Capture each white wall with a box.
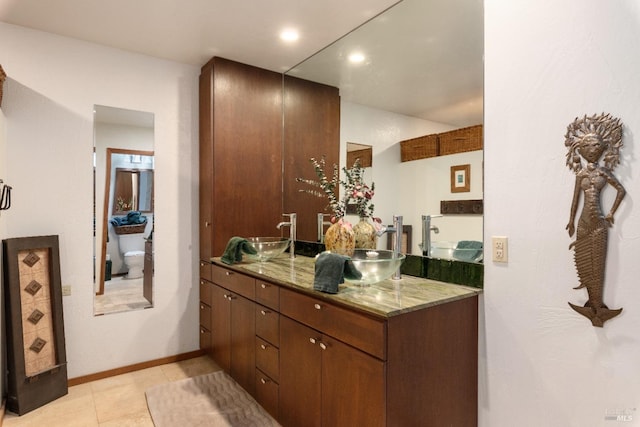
[483,1,640,425]
[0,22,200,379]
[341,101,483,254]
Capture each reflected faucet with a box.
[276,213,297,259]
[420,214,442,257]
[376,215,403,280]
[317,213,332,243]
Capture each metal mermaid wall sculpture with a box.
[565,113,625,327]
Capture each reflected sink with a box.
[245,237,290,262]
[345,249,406,286]
[430,241,483,263]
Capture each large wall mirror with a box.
[284,0,483,260]
[93,105,155,315]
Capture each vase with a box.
[353,217,377,250]
[324,221,355,256]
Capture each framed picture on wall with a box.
[451,164,471,193]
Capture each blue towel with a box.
[110,211,148,226]
[313,252,362,294]
[221,237,258,265]
[453,240,483,262]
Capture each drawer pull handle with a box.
[200,329,204,334]
[200,304,204,309]
[314,303,321,310]
[319,342,327,350]
[200,262,205,267]
[260,310,269,316]
[205,221,210,227]
[260,344,268,350]
[261,283,268,289]
[260,378,268,384]
[200,280,204,285]
[225,271,233,276]
[309,338,316,344]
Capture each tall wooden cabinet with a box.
[283,75,340,241]
[199,57,284,260]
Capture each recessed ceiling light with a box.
[280,29,299,42]
[348,52,366,63]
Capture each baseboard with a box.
[67,349,206,387]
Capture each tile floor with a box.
[3,356,221,427]
[94,276,152,316]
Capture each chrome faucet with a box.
[376,215,403,280]
[420,214,442,257]
[317,213,332,243]
[276,213,297,259]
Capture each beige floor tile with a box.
[1,356,224,427]
[4,383,98,427]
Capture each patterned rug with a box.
[145,370,280,426]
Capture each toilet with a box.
[118,233,146,279]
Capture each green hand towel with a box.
[314,252,362,294]
[221,237,258,265]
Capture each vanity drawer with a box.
[255,369,279,420]
[255,337,279,382]
[199,280,212,305]
[199,260,212,282]
[280,288,386,360]
[199,326,211,351]
[256,280,279,311]
[212,265,255,299]
[256,305,279,346]
[199,301,211,327]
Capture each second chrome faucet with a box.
[276,213,297,259]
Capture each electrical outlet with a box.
[492,236,508,263]
[62,285,71,296]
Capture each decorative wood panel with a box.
[440,199,484,214]
[3,235,67,415]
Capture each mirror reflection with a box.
[285,0,483,260]
[93,105,155,315]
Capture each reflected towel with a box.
[221,236,258,265]
[453,240,483,262]
[110,211,148,226]
[313,252,362,294]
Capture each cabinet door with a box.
[279,316,322,427]
[230,293,256,396]
[321,336,385,427]
[210,283,231,371]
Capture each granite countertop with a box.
[211,255,481,318]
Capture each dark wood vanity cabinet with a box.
[202,263,478,426]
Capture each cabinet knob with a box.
[260,378,269,384]
[200,280,204,285]
[225,271,233,276]
[200,262,205,267]
[200,304,204,310]
[260,344,268,350]
[314,303,321,310]
[205,221,210,227]
[309,338,316,344]
[260,310,269,316]
[319,342,327,350]
[261,283,268,289]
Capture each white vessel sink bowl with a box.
[245,237,290,262]
[345,249,406,286]
[430,241,483,263]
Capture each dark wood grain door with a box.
[210,283,231,372]
[230,293,256,396]
[279,316,322,427]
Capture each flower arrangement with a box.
[297,156,378,224]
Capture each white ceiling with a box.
[0,0,483,126]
